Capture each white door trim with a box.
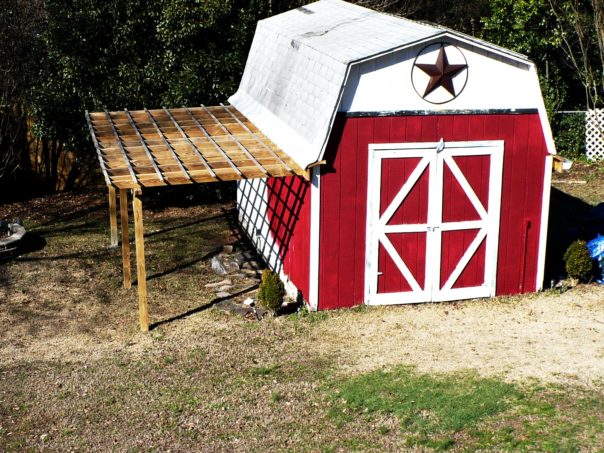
[365,140,504,305]
[308,166,321,311]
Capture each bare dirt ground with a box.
[1,274,603,386]
[319,286,604,386]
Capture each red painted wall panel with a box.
[378,157,429,294]
[318,113,548,310]
[266,176,312,301]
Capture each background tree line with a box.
[0,0,601,196]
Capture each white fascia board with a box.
[536,154,553,291]
[229,90,321,170]
[308,166,321,311]
[528,59,556,290]
[529,63,557,155]
[347,31,531,69]
[434,30,530,63]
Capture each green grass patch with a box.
[329,367,604,450]
[249,364,281,377]
[330,366,519,449]
[270,391,284,403]
[468,384,604,451]
[287,306,331,324]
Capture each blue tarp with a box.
[587,234,604,284]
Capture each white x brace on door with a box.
[365,140,504,305]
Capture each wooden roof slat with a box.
[124,109,164,184]
[162,107,218,180]
[200,104,268,176]
[85,110,112,186]
[219,103,293,173]
[104,110,139,186]
[144,108,192,183]
[183,106,242,178]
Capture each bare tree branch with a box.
[548,0,603,109]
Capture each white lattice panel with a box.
[586,109,604,162]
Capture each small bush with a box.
[257,269,285,312]
[563,240,593,282]
[552,112,586,160]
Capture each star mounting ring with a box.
[411,43,469,104]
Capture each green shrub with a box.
[563,240,593,282]
[552,112,586,160]
[257,269,285,312]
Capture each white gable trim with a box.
[349,31,530,68]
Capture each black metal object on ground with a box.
[0,219,26,257]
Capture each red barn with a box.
[230,0,556,310]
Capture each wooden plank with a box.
[133,189,149,332]
[183,107,242,177]
[124,109,164,183]
[104,110,139,186]
[163,108,218,180]
[220,104,292,173]
[108,186,118,247]
[120,189,132,289]
[200,104,268,176]
[144,108,192,182]
[85,111,112,186]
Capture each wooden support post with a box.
[108,186,118,247]
[119,189,131,289]
[132,189,149,332]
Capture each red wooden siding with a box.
[439,155,490,291]
[318,114,548,310]
[266,176,312,300]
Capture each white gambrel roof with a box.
[229,0,533,169]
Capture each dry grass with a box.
[317,286,604,386]
[0,161,603,451]
[551,161,604,206]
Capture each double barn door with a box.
[366,141,504,304]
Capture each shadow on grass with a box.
[145,213,227,238]
[143,248,222,282]
[34,198,105,230]
[15,246,110,262]
[545,188,599,283]
[149,284,259,330]
[34,220,104,236]
[143,183,236,212]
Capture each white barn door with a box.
[365,140,504,305]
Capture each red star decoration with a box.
[415,45,468,97]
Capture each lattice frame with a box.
[586,109,604,162]
[86,105,306,189]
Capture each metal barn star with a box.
[416,45,468,97]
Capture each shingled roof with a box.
[228,0,529,169]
